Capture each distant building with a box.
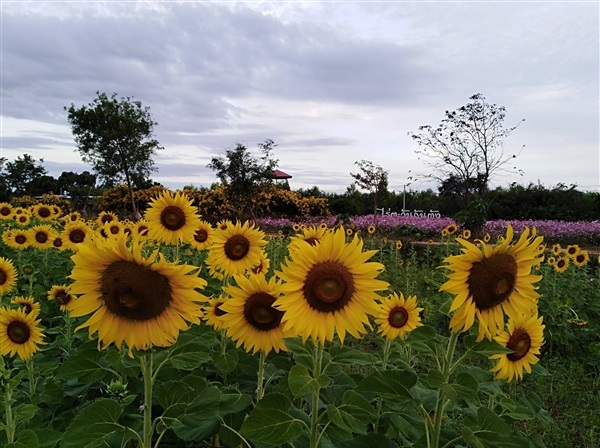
[267,169,292,189]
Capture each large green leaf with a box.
[240,393,304,446]
[327,345,374,366]
[212,349,239,374]
[462,407,530,448]
[60,399,126,448]
[288,364,330,399]
[56,349,108,383]
[356,370,417,402]
[326,390,377,435]
[169,341,212,370]
[171,385,222,441]
[7,429,39,448]
[156,380,195,420]
[332,434,400,447]
[405,326,445,355]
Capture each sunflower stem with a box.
[256,350,266,401]
[431,331,458,448]
[141,350,154,448]
[374,339,393,434]
[220,329,228,386]
[26,359,37,397]
[3,386,15,444]
[309,342,324,448]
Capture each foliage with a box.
[350,160,389,215]
[0,154,50,200]
[207,139,279,220]
[65,91,163,218]
[409,93,525,204]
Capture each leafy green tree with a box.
[0,154,49,198]
[207,139,278,220]
[65,92,163,218]
[58,171,98,213]
[350,160,389,215]
[409,93,524,205]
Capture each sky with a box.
[1,0,599,195]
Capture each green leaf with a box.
[14,404,39,427]
[427,369,445,388]
[326,391,376,436]
[60,398,126,448]
[405,326,444,355]
[170,342,211,370]
[56,349,108,383]
[331,434,400,447]
[469,338,513,356]
[212,349,238,374]
[219,393,253,415]
[7,429,39,448]
[356,370,417,401]
[36,428,62,448]
[462,407,530,448]
[240,393,303,446]
[156,381,194,420]
[288,364,330,399]
[328,345,374,365]
[171,385,222,441]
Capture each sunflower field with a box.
[0,194,598,448]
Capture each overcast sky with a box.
[1,0,598,194]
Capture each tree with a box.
[65,92,163,219]
[0,154,49,198]
[350,160,389,215]
[207,139,278,220]
[409,93,524,204]
[58,171,98,213]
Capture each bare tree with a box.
[408,93,524,203]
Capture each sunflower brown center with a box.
[576,254,585,263]
[244,292,283,331]
[53,238,63,248]
[15,235,27,245]
[101,214,114,224]
[160,206,186,231]
[69,229,86,243]
[194,229,208,243]
[506,329,531,361]
[388,306,409,328]
[304,237,319,246]
[19,216,27,223]
[35,232,48,243]
[55,291,72,306]
[7,321,30,344]
[214,302,226,317]
[101,260,172,321]
[224,235,250,261]
[468,253,518,310]
[19,303,33,314]
[303,261,355,313]
[0,269,7,285]
[0,206,11,216]
[38,207,51,218]
[109,225,120,234]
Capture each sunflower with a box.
[565,245,580,258]
[145,191,200,244]
[13,207,27,215]
[489,311,544,382]
[13,213,31,227]
[483,234,491,243]
[553,257,569,273]
[446,224,458,235]
[248,251,271,276]
[0,307,46,360]
[51,236,66,250]
[5,229,31,250]
[367,225,376,235]
[97,211,118,227]
[104,221,126,238]
[0,257,18,295]
[206,221,267,277]
[292,223,301,232]
[573,250,590,267]
[551,244,562,256]
[48,284,76,312]
[375,292,423,341]
[274,227,389,344]
[346,228,353,236]
[221,274,289,354]
[288,225,328,253]
[439,224,543,341]
[51,205,63,218]
[132,219,151,240]
[441,228,449,237]
[461,229,472,239]
[62,221,91,251]
[29,224,57,250]
[319,223,328,230]
[547,257,556,266]
[65,211,82,223]
[0,202,13,219]
[69,235,207,354]
[12,296,41,317]
[31,203,54,221]
[395,240,403,250]
[189,220,214,251]
[202,295,229,331]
